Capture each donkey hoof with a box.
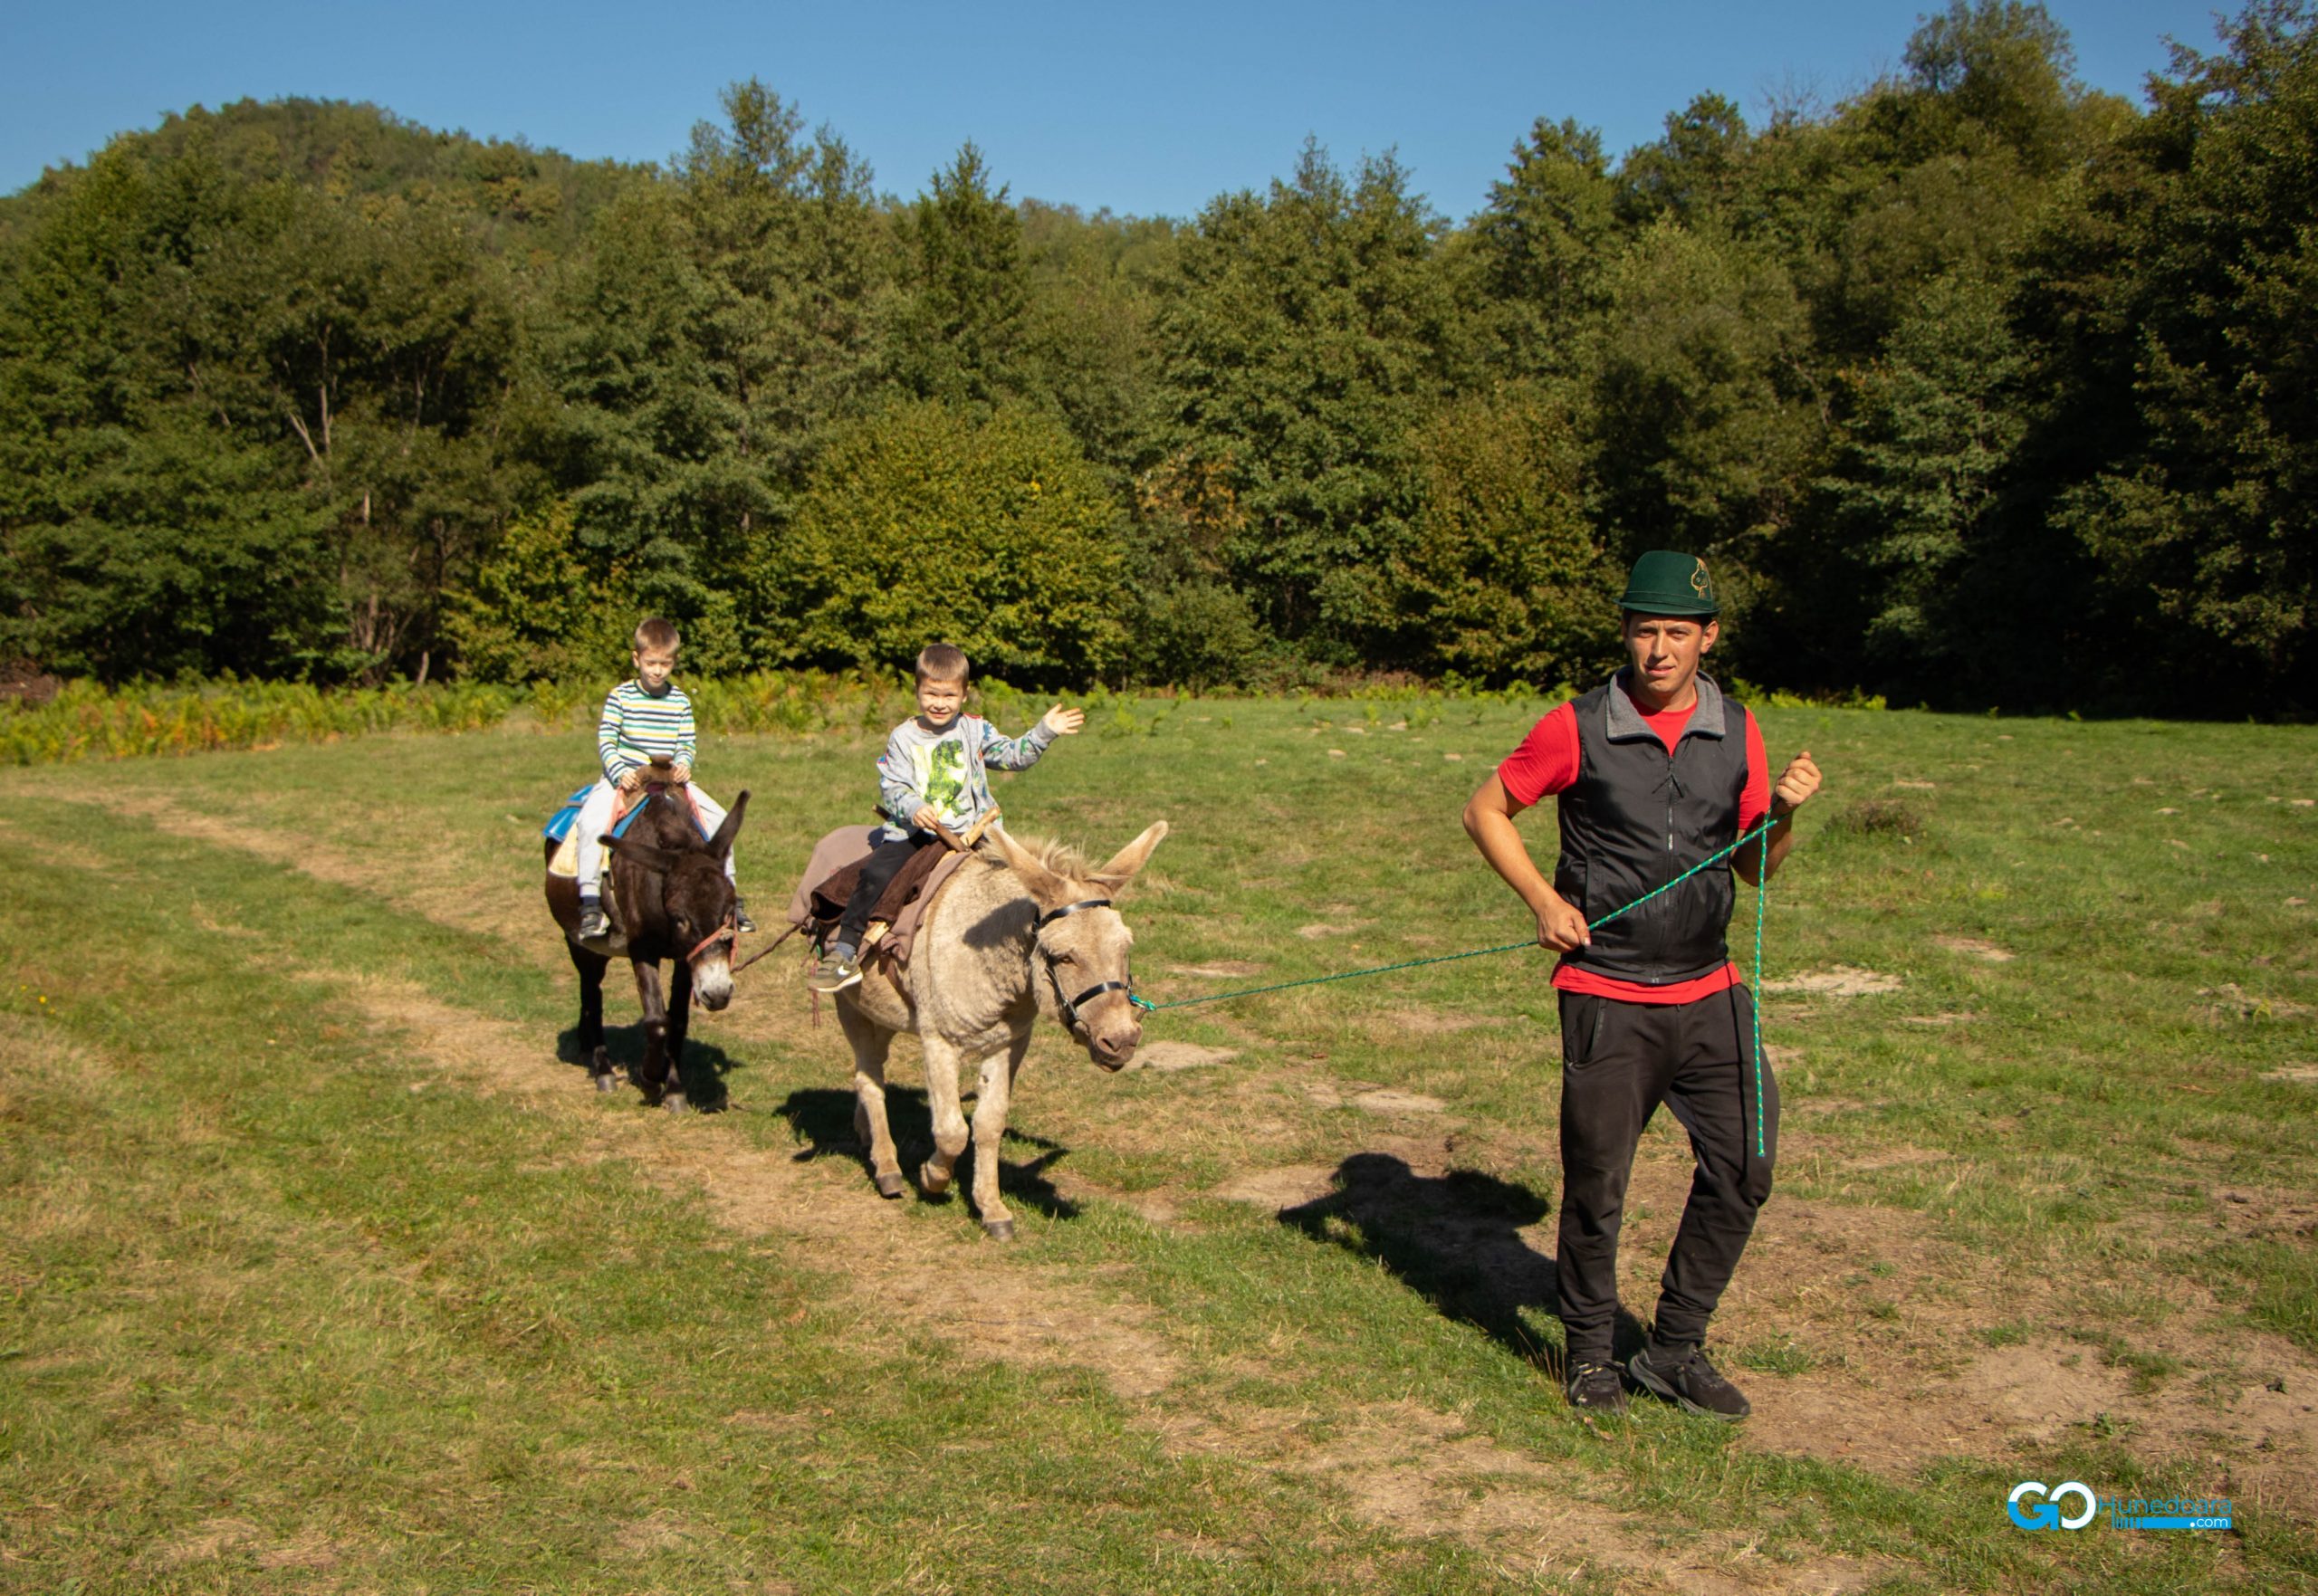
[593,1070,618,1094]
[919,1161,953,1197]
[873,1171,908,1200]
[662,1094,690,1114]
[982,1219,1016,1242]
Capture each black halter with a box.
[1033,898,1134,1028]
[1035,897,1113,930]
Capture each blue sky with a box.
[2,1,2233,220]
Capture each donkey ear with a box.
[706,790,749,863]
[986,826,1067,899]
[1091,820,1168,891]
[606,835,685,875]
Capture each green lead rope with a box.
[1130,816,1781,1020]
[1753,827,1771,1160]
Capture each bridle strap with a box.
[686,915,737,962]
[1036,897,1113,930]
[1057,979,1135,1030]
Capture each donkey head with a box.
[989,820,1168,1071]
[606,790,750,1010]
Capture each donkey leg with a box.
[918,1036,971,1199]
[630,960,668,1105]
[836,1001,905,1199]
[661,963,694,1113]
[969,1029,1032,1239]
[566,938,616,1092]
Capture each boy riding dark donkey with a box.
[805,644,1083,992]
[574,617,753,942]
[1463,551,1822,1419]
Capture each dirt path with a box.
[321,967,1894,1591]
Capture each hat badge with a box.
[1691,559,1712,599]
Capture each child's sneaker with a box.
[733,899,758,934]
[578,903,610,941]
[804,953,861,993]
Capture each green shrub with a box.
[1135,577,1272,691]
[1394,385,1620,687]
[760,401,1129,685]
[443,501,639,683]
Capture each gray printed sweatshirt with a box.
[874,714,1056,841]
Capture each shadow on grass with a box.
[1279,1152,1645,1373]
[774,1086,1082,1221]
[555,1023,744,1112]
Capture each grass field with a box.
[1,694,2313,1594]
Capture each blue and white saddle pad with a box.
[541,785,655,844]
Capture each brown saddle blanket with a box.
[786,826,971,970]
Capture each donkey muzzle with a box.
[1088,1026,1141,1072]
[692,954,734,1011]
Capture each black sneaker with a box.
[804,954,861,994]
[578,904,610,941]
[1565,1359,1627,1414]
[1628,1345,1750,1420]
[733,900,758,934]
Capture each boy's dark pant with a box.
[835,831,934,949]
[1554,985,1779,1366]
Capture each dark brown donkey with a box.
[543,788,749,1111]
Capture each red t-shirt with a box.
[1499,690,1770,1004]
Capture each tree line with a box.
[2,2,2311,713]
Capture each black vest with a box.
[1553,671,1750,984]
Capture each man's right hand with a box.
[1534,894,1591,953]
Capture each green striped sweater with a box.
[597,680,696,781]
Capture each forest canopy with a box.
[2,1,2312,713]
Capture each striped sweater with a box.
[597,680,697,782]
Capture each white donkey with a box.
[835,821,1166,1238]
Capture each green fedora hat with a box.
[1619,550,1719,616]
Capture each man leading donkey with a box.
[1463,551,1822,1418]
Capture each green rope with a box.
[1752,826,1771,1160]
[1131,816,1779,1015]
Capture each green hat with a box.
[1620,550,1719,616]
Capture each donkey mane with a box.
[993,832,1096,882]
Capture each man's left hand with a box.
[1772,749,1821,817]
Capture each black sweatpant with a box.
[835,831,934,951]
[1554,985,1778,1366]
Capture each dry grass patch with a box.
[1158,1400,1885,1595]
[1762,967,1902,997]
[1932,936,2015,962]
[1129,1042,1240,1073]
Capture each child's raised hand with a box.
[1042,704,1085,737]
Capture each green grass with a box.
[2,697,2313,1592]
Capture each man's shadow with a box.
[556,1024,743,1112]
[1279,1152,1646,1371]
[775,1086,1080,1219]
